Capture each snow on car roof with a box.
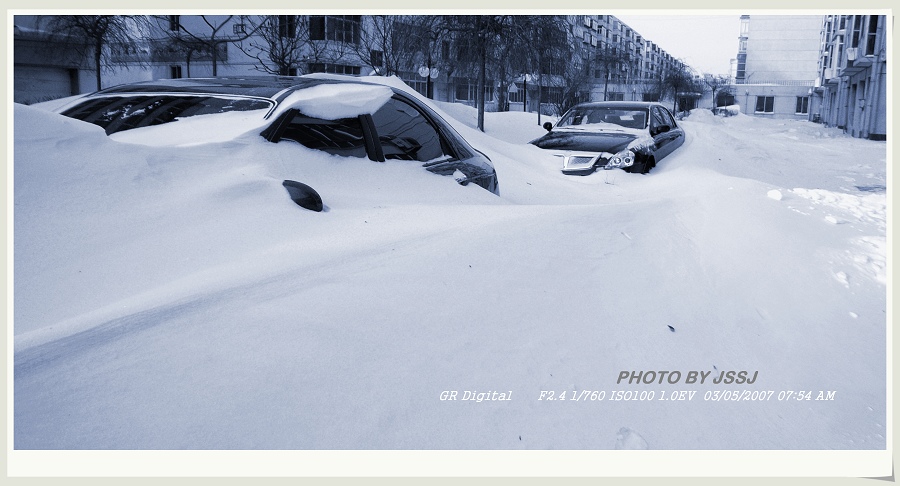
[94,76,326,99]
[82,75,398,123]
[275,82,394,120]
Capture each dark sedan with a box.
[53,75,499,206]
[530,101,685,175]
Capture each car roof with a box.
[90,76,374,103]
[569,101,664,110]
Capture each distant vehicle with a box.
[530,101,685,175]
[51,75,499,208]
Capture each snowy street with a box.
[13,89,887,454]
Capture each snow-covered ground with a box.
[11,78,888,466]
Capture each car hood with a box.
[530,130,636,154]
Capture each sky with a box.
[616,14,743,75]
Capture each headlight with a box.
[606,149,635,168]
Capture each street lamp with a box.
[418,65,439,99]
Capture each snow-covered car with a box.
[50,75,499,207]
[530,101,685,175]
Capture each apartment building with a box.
[733,15,823,120]
[813,14,887,140]
[12,20,96,104]
[572,15,684,101]
[13,14,688,115]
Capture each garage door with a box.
[14,65,75,105]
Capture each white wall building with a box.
[733,15,823,120]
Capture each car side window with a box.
[277,113,368,158]
[650,107,667,129]
[659,107,677,127]
[62,95,273,135]
[370,98,453,162]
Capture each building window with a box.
[454,79,472,101]
[454,78,494,103]
[509,83,526,103]
[795,96,809,114]
[836,36,845,65]
[755,96,775,114]
[168,15,180,31]
[865,16,879,56]
[370,50,384,68]
[278,16,297,38]
[540,86,564,106]
[332,16,361,44]
[309,15,360,44]
[309,16,325,39]
[233,23,246,35]
[540,58,564,77]
[607,92,625,101]
[170,65,182,79]
[397,71,428,97]
[850,15,863,48]
[307,63,361,75]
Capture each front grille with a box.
[567,156,595,168]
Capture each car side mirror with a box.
[651,125,670,136]
[282,180,324,212]
[543,122,553,132]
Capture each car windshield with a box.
[556,107,648,130]
[61,95,273,135]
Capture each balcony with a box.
[841,47,875,77]
[821,67,839,86]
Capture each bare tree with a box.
[236,15,310,75]
[40,15,147,90]
[303,15,360,73]
[547,58,594,116]
[655,63,695,113]
[153,36,213,78]
[490,15,564,114]
[155,15,261,76]
[351,16,411,76]
[240,15,368,78]
[403,16,447,99]
[593,42,635,102]
[516,16,574,122]
[703,74,732,109]
[441,15,511,131]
